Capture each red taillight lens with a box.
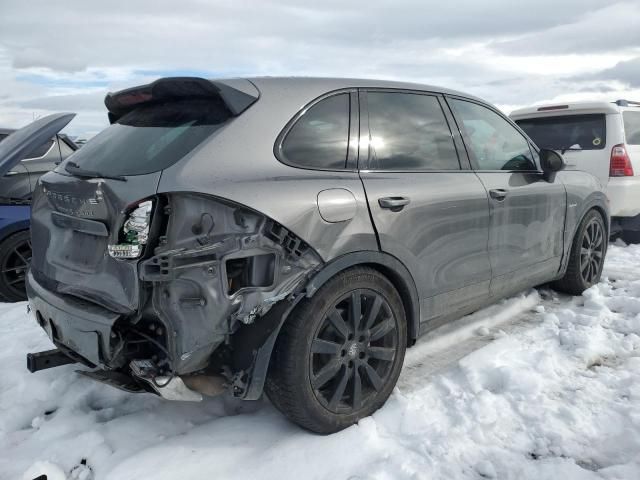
[610,144,634,177]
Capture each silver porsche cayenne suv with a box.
[26,77,608,433]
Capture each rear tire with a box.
[0,230,31,302]
[552,210,607,295]
[265,267,407,434]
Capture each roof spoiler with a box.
[104,77,259,124]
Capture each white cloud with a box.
[0,0,638,137]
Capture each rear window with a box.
[515,114,606,151]
[64,98,231,176]
[280,94,350,170]
[623,111,640,145]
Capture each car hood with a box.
[0,113,76,177]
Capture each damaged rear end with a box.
[26,77,323,401]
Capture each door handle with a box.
[378,196,410,211]
[489,189,508,201]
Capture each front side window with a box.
[516,114,606,151]
[450,99,536,171]
[280,94,350,170]
[366,92,459,170]
[623,111,640,145]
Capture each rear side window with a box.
[515,114,606,150]
[623,111,640,145]
[280,94,350,170]
[450,99,536,171]
[0,133,9,143]
[25,139,54,159]
[366,92,459,170]
[63,98,231,176]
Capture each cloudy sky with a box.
[1,0,639,139]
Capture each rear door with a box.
[448,97,566,295]
[358,90,492,326]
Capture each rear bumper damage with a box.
[27,192,323,401]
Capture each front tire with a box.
[553,210,607,295]
[0,230,31,302]
[266,267,407,434]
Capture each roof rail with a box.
[614,99,640,107]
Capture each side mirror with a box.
[539,149,566,181]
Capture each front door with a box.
[358,90,492,326]
[447,97,566,295]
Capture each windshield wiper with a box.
[64,161,127,181]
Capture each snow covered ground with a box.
[2,243,640,480]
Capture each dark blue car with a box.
[0,113,76,301]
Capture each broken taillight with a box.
[108,200,153,258]
[609,144,634,177]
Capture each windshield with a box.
[60,98,232,176]
[516,114,606,151]
[623,111,640,145]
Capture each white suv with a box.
[511,100,640,242]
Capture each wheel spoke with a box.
[593,227,603,247]
[352,368,363,410]
[362,363,383,391]
[370,318,394,342]
[328,367,349,410]
[311,338,342,355]
[584,259,592,282]
[583,227,591,247]
[312,358,343,388]
[363,296,382,332]
[328,308,351,339]
[350,291,362,333]
[2,265,26,274]
[368,346,395,362]
[591,258,599,281]
[12,247,28,266]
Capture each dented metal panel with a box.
[139,193,322,374]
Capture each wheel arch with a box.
[236,250,421,401]
[0,220,30,244]
[304,250,420,345]
[560,195,609,276]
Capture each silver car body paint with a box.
[25,77,609,400]
[316,189,358,223]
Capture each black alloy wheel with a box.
[310,289,398,413]
[266,267,407,434]
[579,217,605,285]
[0,230,32,302]
[553,210,607,295]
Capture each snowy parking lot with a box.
[1,242,639,480]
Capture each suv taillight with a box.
[610,144,634,177]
